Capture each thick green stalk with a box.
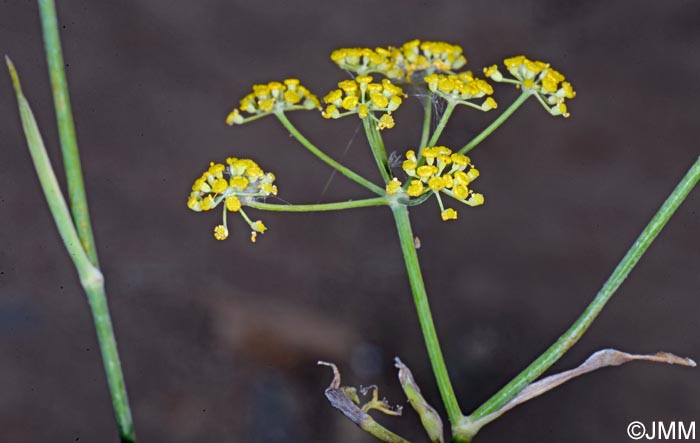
[458,91,530,155]
[7,59,135,442]
[426,101,456,148]
[466,157,700,422]
[391,204,463,425]
[275,112,385,195]
[38,0,99,266]
[362,118,392,183]
[246,196,388,212]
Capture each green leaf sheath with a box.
[38,0,99,266]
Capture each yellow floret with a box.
[386,178,402,195]
[377,113,395,130]
[428,176,446,191]
[213,225,229,240]
[441,208,458,221]
[466,193,484,206]
[417,165,438,179]
[251,220,267,233]
[212,178,228,194]
[225,196,241,212]
[407,180,425,197]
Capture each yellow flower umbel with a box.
[390,40,467,83]
[330,40,467,84]
[330,47,398,77]
[401,146,484,221]
[423,72,497,111]
[187,157,277,241]
[321,75,405,130]
[483,55,576,117]
[226,79,321,125]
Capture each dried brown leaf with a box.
[318,361,413,443]
[469,348,695,432]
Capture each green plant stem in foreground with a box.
[391,204,463,425]
[275,112,385,195]
[247,196,388,212]
[454,157,700,440]
[7,59,135,442]
[38,0,99,266]
[458,91,530,155]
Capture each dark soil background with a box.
[1,1,699,442]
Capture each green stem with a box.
[391,204,463,425]
[38,0,99,266]
[458,91,530,155]
[467,157,700,422]
[426,101,456,148]
[246,196,388,212]
[419,96,432,150]
[362,419,415,443]
[86,284,134,443]
[7,59,135,442]
[362,117,392,183]
[228,111,270,125]
[274,112,385,195]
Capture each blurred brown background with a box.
[1,1,699,442]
